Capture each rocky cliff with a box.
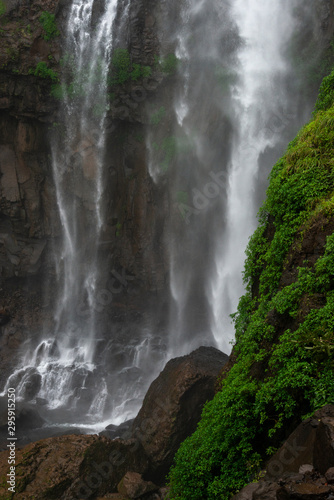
[0,0,175,384]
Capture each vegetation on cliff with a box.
[168,69,334,499]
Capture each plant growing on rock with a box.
[0,1,6,17]
[110,48,152,86]
[39,11,59,41]
[31,62,58,81]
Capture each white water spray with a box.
[210,0,296,350]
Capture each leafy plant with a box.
[31,62,58,81]
[39,11,59,41]
[0,1,6,16]
[314,66,334,112]
[150,106,166,125]
[110,48,152,85]
[155,53,179,74]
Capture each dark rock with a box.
[100,418,135,440]
[266,405,334,480]
[235,406,334,500]
[313,406,334,474]
[231,483,261,499]
[158,486,170,499]
[298,465,314,474]
[132,346,228,483]
[117,471,158,499]
[253,482,281,499]
[0,434,150,499]
[326,467,334,483]
[278,482,332,499]
[36,396,48,405]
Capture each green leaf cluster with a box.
[0,1,6,17]
[168,70,334,499]
[39,11,59,41]
[110,48,152,85]
[31,61,58,81]
[315,66,334,112]
[155,53,179,74]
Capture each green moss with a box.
[168,69,334,499]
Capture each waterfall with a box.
[210,0,297,349]
[0,0,327,434]
[148,0,321,357]
[1,0,122,427]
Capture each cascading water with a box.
[210,0,297,348]
[2,0,120,427]
[150,0,323,357]
[1,0,155,429]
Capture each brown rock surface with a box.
[117,471,158,498]
[132,346,228,482]
[233,405,334,500]
[266,405,334,479]
[0,434,150,499]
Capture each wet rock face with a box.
[132,346,229,483]
[0,346,228,498]
[232,405,334,500]
[0,0,168,294]
[117,471,158,498]
[0,0,169,386]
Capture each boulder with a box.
[232,405,334,500]
[132,346,228,482]
[100,419,135,440]
[0,346,228,497]
[325,467,334,483]
[266,405,334,479]
[117,471,158,498]
[0,434,150,499]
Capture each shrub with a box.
[31,62,58,81]
[155,53,179,74]
[111,48,131,84]
[39,11,59,41]
[150,106,166,125]
[110,48,152,86]
[315,67,334,112]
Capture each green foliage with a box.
[111,48,131,84]
[150,106,166,125]
[315,66,334,112]
[155,53,179,74]
[30,62,58,81]
[176,191,189,204]
[168,69,334,499]
[110,48,152,85]
[39,11,59,41]
[0,1,6,16]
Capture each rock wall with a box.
[0,0,174,387]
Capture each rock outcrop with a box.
[232,405,334,500]
[0,346,227,498]
[0,0,171,389]
[132,346,229,483]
